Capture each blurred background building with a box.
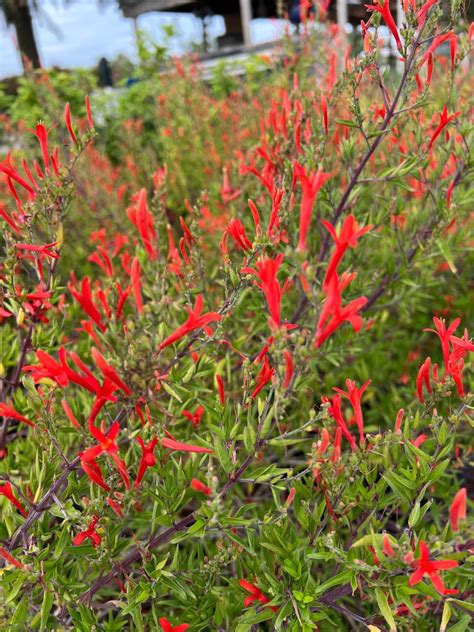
[1,0,464,79]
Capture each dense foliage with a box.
[0,4,473,631]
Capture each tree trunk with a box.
[11,0,41,70]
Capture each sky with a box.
[0,0,286,79]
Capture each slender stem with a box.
[7,456,80,551]
[79,442,264,603]
[316,33,423,270]
[0,258,59,450]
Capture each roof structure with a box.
[118,1,278,19]
[118,0,404,50]
[118,0,401,25]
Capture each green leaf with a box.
[447,599,474,613]
[428,459,450,483]
[334,118,359,128]
[447,615,471,632]
[440,601,452,632]
[161,380,183,402]
[375,588,397,631]
[351,533,397,549]
[274,600,293,629]
[408,502,421,528]
[40,591,54,631]
[11,594,29,627]
[382,472,411,500]
[5,573,27,605]
[239,607,274,624]
[436,239,457,274]
[314,571,352,596]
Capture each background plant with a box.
[0,3,473,630]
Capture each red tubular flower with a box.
[333,379,371,445]
[85,95,94,129]
[0,202,22,234]
[89,245,114,277]
[428,106,460,150]
[320,94,328,134]
[24,348,105,398]
[61,399,81,430]
[179,237,190,266]
[424,317,460,374]
[326,426,342,464]
[80,421,120,462]
[242,254,286,329]
[383,534,396,557]
[161,433,213,454]
[293,163,331,252]
[220,165,241,204]
[252,355,275,399]
[408,541,458,595]
[285,487,296,507]
[68,276,106,332]
[191,478,212,495]
[30,123,52,172]
[365,0,402,50]
[81,458,110,492]
[411,434,428,451]
[318,428,331,456]
[239,579,278,612]
[422,33,451,63]
[0,547,24,568]
[106,496,123,517]
[159,617,189,632]
[115,282,132,321]
[395,408,404,434]
[50,148,61,178]
[426,52,434,87]
[91,348,131,396]
[450,329,474,351]
[449,488,467,531]
[73,516,101,547]
[0,482,27,516]
[135,437,158,487]
[314,272,368,348]
[325,393,357,451]
[416,0,438,27]
[248,199,261,236]
[215,374,225,405]
[0,153,36,195]
[166,223,183,278]
[445,328,473,398]
[267,187,286,242]
[416,357,432,403]
[449,33,457,71]
[130,256,143,313]
[0,403,35,428]
[221,218,252,257]
[80,421,130,489]
[127,188,158,260]
[179,216,195,248]
[159,294,221,350]
[182,405,204,428]
[283,350,294,388]
[64,102,78,146]
[15,241,59,260]
[321,214,372,288]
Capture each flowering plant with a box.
[0,3,472,630]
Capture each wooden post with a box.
[10,0,42,70]
[336,0,348,31]
[239,0,253,47]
